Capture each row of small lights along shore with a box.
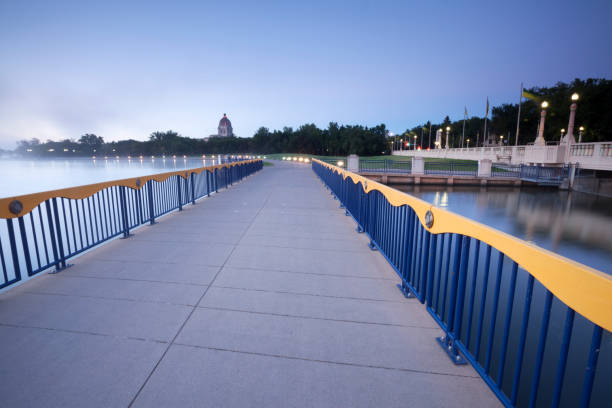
[281,156,345,167]
[88,154,266,160]
[281,156,311,163]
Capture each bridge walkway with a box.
[0,161,499,407]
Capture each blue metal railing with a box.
[312,160,610,408]
[519,165,569,184]
[359,159,412,173]
[424,161,478,176]
[0,160,262,290]
[492,164,522,178]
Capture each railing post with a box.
[147,180,156,225]
[5,219,22,281]
[190,173,196,204]
[177,175,183,211]
[17,216,33,276]
[214,169,219,193]
[119,186,131,238]
[51,198,67,270]
[206,171,211,196]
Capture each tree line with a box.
[401,78,611,149]
[12,78,611,157]
[14,124,389,157]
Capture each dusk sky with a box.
[1,0,611,149]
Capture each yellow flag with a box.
[522,90,540,102]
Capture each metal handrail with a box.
[312,158,610,408]
[0,160,263,290]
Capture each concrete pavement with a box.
[0,161,500,407]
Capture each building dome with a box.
[217,113,233,137]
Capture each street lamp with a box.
[563,93,579,144]
[500,135,504,145]
[413,134,417,150]
[445,126,451,149]
[560,128,566,141]
[535,101,548,146]
[466,138,471,148]
[400,138,403,152]
[579,126,585,143]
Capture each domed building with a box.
[217,113,233,137]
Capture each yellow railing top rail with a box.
[313,159,612,332]
[0,159,261,219]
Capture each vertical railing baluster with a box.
[511,274,534,405]
[484,252,505,373]
[551,308,576,408]
[6,219,22,281]
[497,261,519,386]
[528,290,553,408]
[579,325,603,408]
[17,216,33,276]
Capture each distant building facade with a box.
[208,113,233,139]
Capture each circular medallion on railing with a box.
[136,178,141,187]
[9,200,23,215]
[425,210,434,228]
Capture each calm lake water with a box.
[394,184,612,275]
[0,156,226,196]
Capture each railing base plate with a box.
[397,283,415,298]
[368,241,377,251]
[48,263,73,275]
[436,336,467,365]
[356,226,364,233]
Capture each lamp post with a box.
[534,101,548,146]
[500,135,504,145]
[466,138,470,148]
[560,128,566,142]
[413,134,417,150]
[563,93,579,144]
[445,126,451,149]
[578,126,584,143]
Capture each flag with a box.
[485,97,489,117]
[522,90,540,102]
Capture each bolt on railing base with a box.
[48,263,73,275]
[436,335,467,365]
[368,240,377,251]
[397,283,415,298]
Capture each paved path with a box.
[0,162,500,407]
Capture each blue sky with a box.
[1,0,611,148]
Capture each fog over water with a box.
[0,157,223,196]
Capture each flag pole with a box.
[483,97,489,147]
[462,107,466,148]
[428,122,432,148]
[515,83,523,146]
